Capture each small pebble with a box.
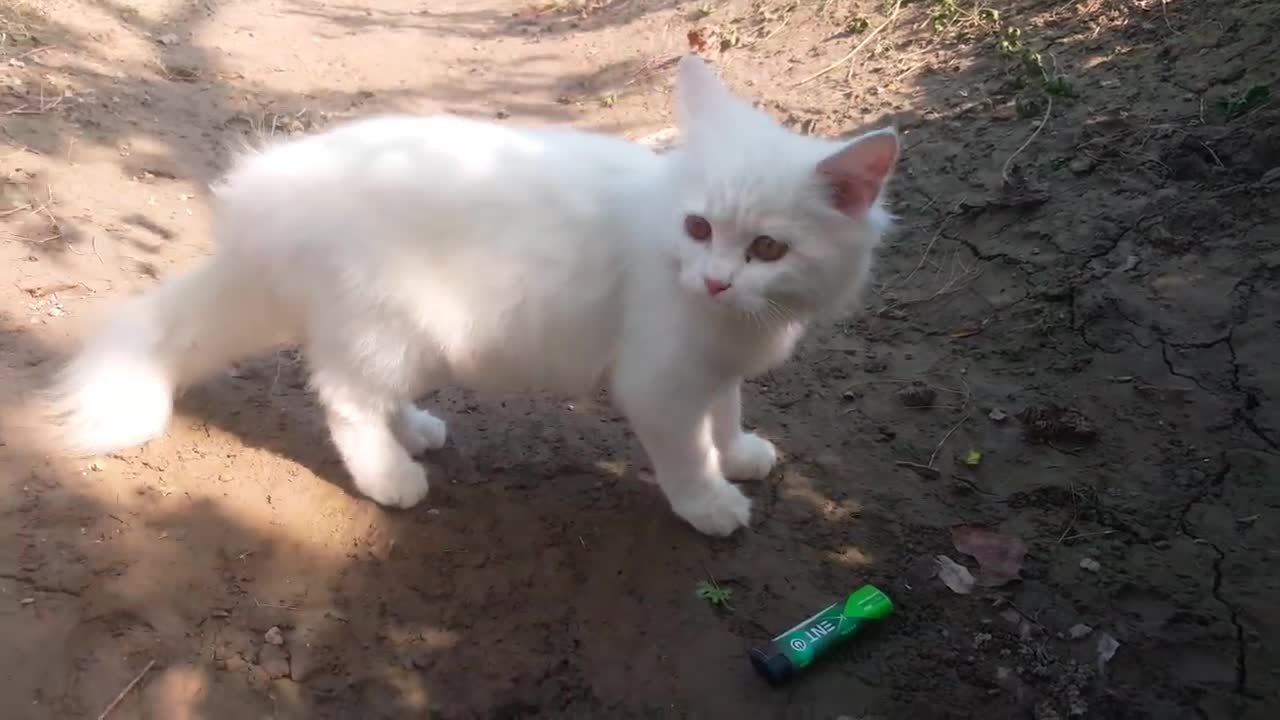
[1068,623,1093,640]
[264,626,285,645]
[1068,156,1095,174]
[1079,558,1101,573]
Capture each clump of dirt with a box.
[1018,403,1099,445]
[896,381,939,408]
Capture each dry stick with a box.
[1160,0,1182,34]
[927,413,971,469]
[793,0,901,87]
[96,659,155,720]
[1198,141,1224,168]
[891,202,964,289]
[1001,96,1052,183]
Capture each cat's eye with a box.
[748,235,788,262]
[684,214,712,242]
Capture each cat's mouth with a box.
[709,292,802,328]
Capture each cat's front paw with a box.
[355,461,430,509]
[720,432,778,480]
[671,479,752,537]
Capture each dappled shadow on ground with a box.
[2,0,1278,717]
[0,314,900,719]
[280,0,692,41]
[1,0,662,262]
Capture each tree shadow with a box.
[278,0,693,42]
[0,312,905,719]
[1,0,660,266]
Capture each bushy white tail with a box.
[47,256,284,455]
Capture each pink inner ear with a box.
[816,131,899,217]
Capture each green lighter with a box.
[749,584,894,684]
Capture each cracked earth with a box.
[1,0,1277,717]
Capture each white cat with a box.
[47,56,898,536]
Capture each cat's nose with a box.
[704,277,731,296]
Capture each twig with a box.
[755,13,792,45]
[1198,141,1224,168]
[895,460,941,479]
[794,0,901,87]
[1001,96,1052,183]
[4,45,54,64]
[1159,0,1181,34]
[1058,529,1116,543]
[894,216,950,289]
[3,92,64,116]
[96,659,155,720]
[1056,477,1081,543]
[927,413,971,468]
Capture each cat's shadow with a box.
[174,351,643,506]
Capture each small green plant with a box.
[1043,76,1077,98]
[695,578,734,609]
[1218,84,1271,118]
[996,26,1025,57]
[929,0,961,32]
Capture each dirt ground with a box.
[1,0,1277,717]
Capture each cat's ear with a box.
[816,127,900,218]
[675,54,736,130]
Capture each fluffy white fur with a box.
[47,56,898,536]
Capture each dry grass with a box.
[0,0,48,60]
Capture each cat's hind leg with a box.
[316,384,429,508]
[306,332,432,509]
[392,403,448,456]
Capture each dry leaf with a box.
[1096,632,1120,673]
[935,554,976,594]
[951,525,1027,587]
[687,28,709,53]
